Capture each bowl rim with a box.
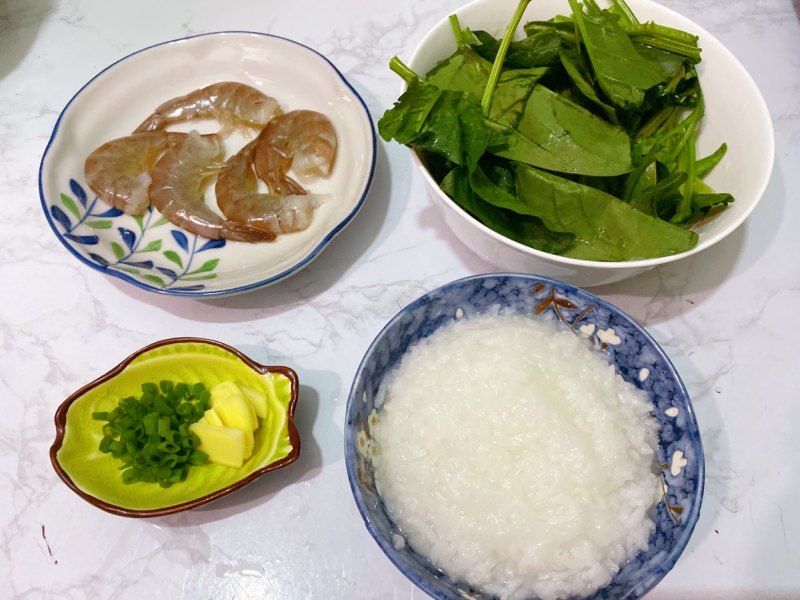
[345,272,705,599]
[405,0,775,270]
[50,337,302,518]
[38,30,377,297]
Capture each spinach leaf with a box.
[378,78,490,173]
[692,192,734,211]
[441,166,575,255]
[629,170,687,219]
[622,140,662,201]
[425,45,492,98]
[568,0,673,109]
[378,76,440,143]
[625,160,658,202]
[632,43,686,80]
[558,46,618,122]
[469,28,563,68]
[425,45,547,127]
[492,85,632,176]
[489,69,549,127]
[514,163,697,260]
[686,177,734,217]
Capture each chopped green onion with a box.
[98,436,113,453]
[141,382,158,395]
[169,468,187,483]
[142,413,159,436]
[158,441,180,454]
[121,468,139,484]
[157,416,171,438]
[93,380,210,488]
[188,450,209,466]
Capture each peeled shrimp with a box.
[134,81,282,134]
[148,130,274,242]
[253,109,337,196]
[215,138,324,236]
[84,131,187,215]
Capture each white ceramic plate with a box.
[40,31,376,296]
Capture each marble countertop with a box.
[2,0,798,598]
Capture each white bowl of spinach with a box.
[379,0,773,286]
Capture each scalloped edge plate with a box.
[39,31,376,297]
[50,338,301,517]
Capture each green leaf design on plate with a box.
[143,274,166,286]
[57,179,227,292]
[85,220,113,229]
[189,259,220,275]
[163,250,183,267]
[60,193,81,219]
[55,341,296,510]
[111,242,125,260]
[141,240,162,252]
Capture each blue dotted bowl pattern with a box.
[344,273,704,600]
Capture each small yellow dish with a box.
[50,338,300,517]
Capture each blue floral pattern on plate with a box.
[345,273,704,600]
[49,179,226,292]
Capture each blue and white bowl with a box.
[39,31,376,297]
[345,273,704,599]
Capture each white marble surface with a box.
[1,0,798,598]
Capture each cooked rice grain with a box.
[372,314,660,600]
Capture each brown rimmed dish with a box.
[50,337,301,517]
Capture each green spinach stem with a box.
[611,0,639,26]
[481,0,532,115]
[449,14,465,44]
[389,56,419,84]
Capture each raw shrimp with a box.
[134,81,282,134]
[253,109,337,196]
[84,131,187,215]
[215,138,324,236]
[148,130,274,242]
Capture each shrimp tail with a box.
[221,220,277,243]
